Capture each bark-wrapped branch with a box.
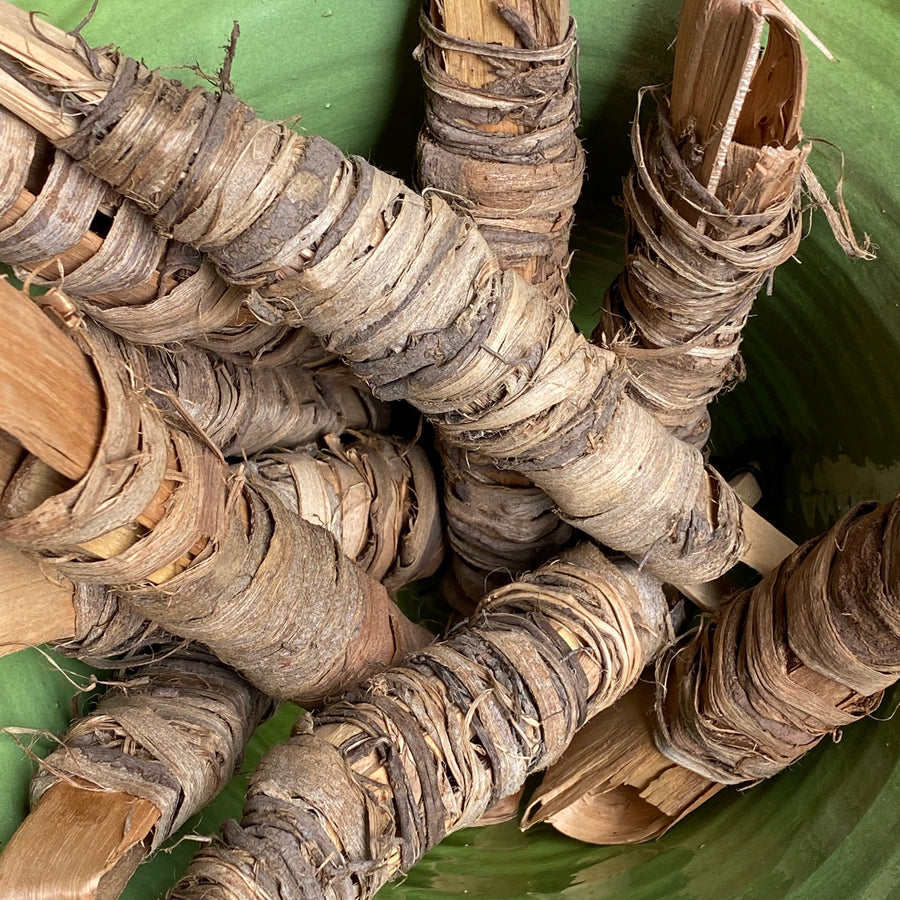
[438,439,573,604]
[0,106,330,368]
[416,4,584,313]
[414,2,580,609]
[656,496,898,783]
[525,496,899,843]
[142,343,389,459]
[593,1,830,447]
[0,319,429,703]
[0,647,274,898]
[253,432,444,594]
[168,542,672,900]
[32,648,274,849]
[0,9,754,584]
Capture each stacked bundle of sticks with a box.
[0,1,883,898]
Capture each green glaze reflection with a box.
[0,1,898,899]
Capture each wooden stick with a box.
[670,0,764,199]
[0,782,160,900]
[433,0,568,88]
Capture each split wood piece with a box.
[0,6,798,588]
[0,783,160,900]
[0,286,430,703]
[168,542,674,900]
[0,107,332,369]
[0,648,274,899]
[416,0,583,613]
[0,276,102,479]
[525,496,899,843]
[593,0,819,447]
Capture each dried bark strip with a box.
[0,6,750,584]
[169,543,673,900]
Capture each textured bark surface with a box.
[417,3,582,312]
[142,343,389,459]
[526,496,900,845]
[169,543,673,900]
[255,432,444,594]
[0,16,751,584]
[0,320,429,704]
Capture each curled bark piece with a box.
[415,1,580,611]
[0,648,274,899]
[0,107,332,368]
[594,1,811,447]
[169,542,672,900]
[0,318,429,704]
[0,11,753,585]
[254,432,443,594]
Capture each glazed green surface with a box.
[1,1,898,898]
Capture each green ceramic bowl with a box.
[1,2,898,898]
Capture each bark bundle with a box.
[31,647,274,850]
[168,542,672,900]
[414,5,582,607]
[0,29,750,584]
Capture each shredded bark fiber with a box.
[30,647,274,851]
[0,321,430,704]
[0,29,754,585]
[415,3,580,610]
[167,543,673,900]
[0,107,331,368]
